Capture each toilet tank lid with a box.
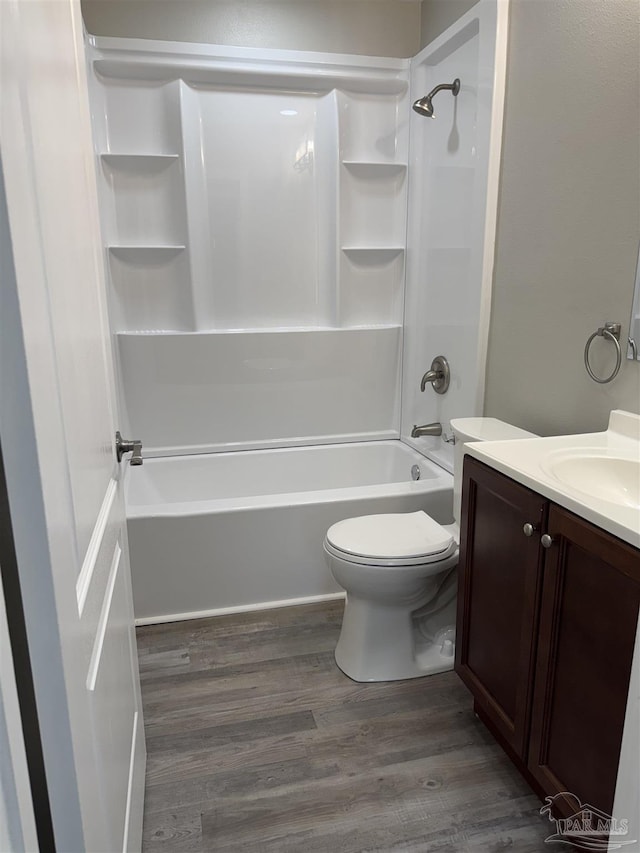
[326,511,454,560]
[450,417,537,443]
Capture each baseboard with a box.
[134,591,346,627]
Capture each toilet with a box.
[323,417,536,682]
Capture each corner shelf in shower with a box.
[341,161,407,176]
[100,153,180,168]
[108,245,186,262]
[341,247,404,262]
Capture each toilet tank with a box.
[450,418,537,525]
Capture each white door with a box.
[0,1,146,851]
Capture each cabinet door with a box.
[528,505,640,816]
[456,458,546,759]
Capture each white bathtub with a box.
[126,440,453,624]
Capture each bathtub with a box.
[126,440,454,624]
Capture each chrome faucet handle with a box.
[129,440,143,466]
[420,370,439,391]
[420,356,450,394]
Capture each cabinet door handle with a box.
[523,523,538,537]
[541,533,554,549]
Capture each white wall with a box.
[82,0,422,57]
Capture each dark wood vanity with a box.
[455,456,640,819]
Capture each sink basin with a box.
[545,451,640,509]
[465,411,640,548]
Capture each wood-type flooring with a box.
[137,600,551,852]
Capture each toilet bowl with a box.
[324,417,536,682]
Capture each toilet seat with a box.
[324,510,456,568]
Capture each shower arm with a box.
[427,82,458,98]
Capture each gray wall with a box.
[485,0,640,435]
[420,0,478,46]
[82,0,422,57]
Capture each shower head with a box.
[412,78,460,118]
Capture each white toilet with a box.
[323,417,536,682]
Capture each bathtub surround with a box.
[400,6,507,471]
[117,329,402,455]
[88,0,506,464]
[85,1,507,623]
[88,40,410,456]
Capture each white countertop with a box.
[464,410,640,549]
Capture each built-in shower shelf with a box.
[100,153,180,168]
[342,247,404,262]
[108,245,186,262]
[341,161,407,175]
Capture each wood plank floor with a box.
[137,601,551,852]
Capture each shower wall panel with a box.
[401,1,508,472]
[196,89,334,330]
[118,328,402,454]
[87,39,409,454]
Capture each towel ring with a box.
[584,322,622,384]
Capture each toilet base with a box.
[334,577,458,683]
[335,638,456,683]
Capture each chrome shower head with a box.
[412,78,460,119]
[412,96,434,118]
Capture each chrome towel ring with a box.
[584,322,622,384]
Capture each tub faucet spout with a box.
[411,422,442,438]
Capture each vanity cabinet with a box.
[456,456,640,816]
[455,460,546,758]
